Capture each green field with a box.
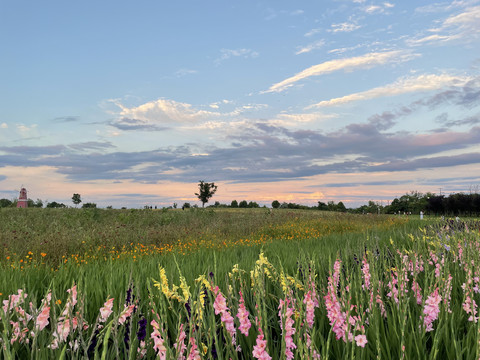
[1,208,478,359]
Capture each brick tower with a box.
[17,187,28,208]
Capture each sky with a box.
[1,0,480,208]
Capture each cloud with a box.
[1,123,7,129]
[215,48,259,65]
[68,141,115,152]
[363,2,395,14]
[265,50,417,93]
[408,5,480,45]
[308,73,473,108]
[1,120,480,184]
[109,118,170,131]
[174,68,197,77]
[111,98,222,126]
[328,22,361,33]
[53,116,79,123]
[304,28,322,37]
[295,40,325,55]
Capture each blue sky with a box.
[1,0,480,208]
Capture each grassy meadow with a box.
[1,207,478,359]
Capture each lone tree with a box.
[195,180,218,208]
[72,193,82,207]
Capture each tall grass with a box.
[1,207,461,359]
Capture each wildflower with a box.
[423,288,441,331]
[213,286,236,344]
[361,258,371,291]
[2,289,27,313]
[137,317,147,342]
[99,298,114,322]
[355,334,368,348]
[252,327,271,360]
[187,337,201,360]
[118,304,135,325]
[278,298,296,360]
[412,280,422,305]
[174,323,187,359]
[237,291,251,336]
[35,305,50,331]
[151,319,167,360]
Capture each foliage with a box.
[72,193,82,207]
[46,201,66,208]
[1,215,480,358]
[272,200,280,209]
[82,202,97,208]
[0,198,13,208]
[195,180,218,207]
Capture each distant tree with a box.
[72,193,82,207]
[248,201,259,208]
[195,181,218,208]
[336,201,347,212]
[239,200,248,208]
[182,202,191,209]
[173,203,177,209]
[0,198,13,208]
[28,198,43,208]
[82,202,97,208]
[46,201,66,208]
[272,200,280,209]
[317,201,328,211]
[106,205,113,209]
[231,200,238,208]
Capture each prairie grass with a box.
[2,207,466,359]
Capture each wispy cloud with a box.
[308,73,473,108]
[53,116,80,123]
[266,50,417,93]
[215,48,259,65]
[328,22,361,33]
[174,68,197,77]
[363,2,395,14]
[295,40,325,55]
[408,5,480,45]
[304,28,322,37]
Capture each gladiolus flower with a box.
[99,298,114,323]
[252,328,271,360]
[237,291,251,336]
[355,334,368,348]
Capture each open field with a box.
[1,208,479,359]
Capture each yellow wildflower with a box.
[179,276,190,302]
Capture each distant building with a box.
[17,187,28,208]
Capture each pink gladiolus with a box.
[2,289,27,314]
[151,320,167,360]
[412,280,422,305]
[423,288,441,332]
[304,290,318,328]
[187,337,201,360]
[99,298,114,323]
[278,299,296,360]
[355,334,368,348]
[213,286,236,344]
[362,258,371,291]
[213,286,227,315]
[237,291,251,336]
[36,305,50,331]
[252,328,271,360]
[118,304,135,325]
[174,323,187,359]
